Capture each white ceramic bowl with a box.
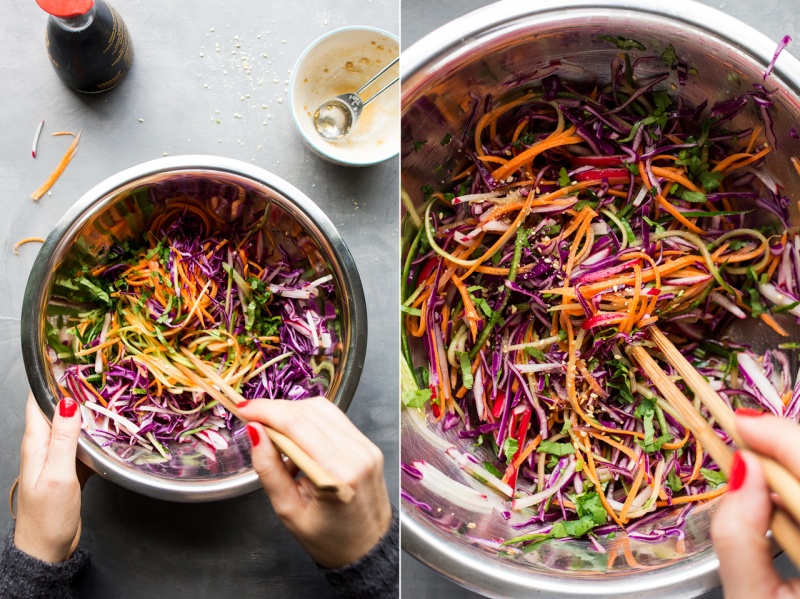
[290,26,399,167]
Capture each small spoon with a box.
[314,56,399,142]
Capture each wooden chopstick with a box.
[628,345,733,470]
[628,342,800,568]
[649,326,800,526]
[177,350,355,504]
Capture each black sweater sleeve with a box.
[318,506,399,598]
[0,529,90,599]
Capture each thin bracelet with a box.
[9,477,18,520]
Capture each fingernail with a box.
[245,423,260,447]
[236,400,249,408]
[730,451,747,491]
[59,398,78,418]
[735,407,765,418]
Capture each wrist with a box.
[13,528,67,564]
[312,499,393,568]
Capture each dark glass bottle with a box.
[39,0,133,93]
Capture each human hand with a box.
[14,392,86,564]
[237,397,392,569]
[711,411,800,598]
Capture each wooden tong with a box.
[177,348,355,503]
[628,325,800,567]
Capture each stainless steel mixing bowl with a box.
[21,155,367,502]
[400,1,800,596]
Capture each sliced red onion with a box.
[710,292,746,319]
[473,367,485,420]
[516,362,563,374]
[513,459,577,510]
[452,191,501,205]
[737,352,784,415]
[667,274,713,286]
[758,282,800,317]
[764,35,792,80]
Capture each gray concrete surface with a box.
[0,1,398,597]
[400,0,800,597]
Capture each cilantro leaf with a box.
[661,44,677,67]
[699,170,724,191]
[503,438,519,464]
[549,492,607,538]
[469,292,495,318]
[635,397,672,453]
[484,461,503,478]
[700,468,728,487]
[747,287,765,318]
[457,352,474,390]
[667,469,683,492]
[401,389,432,408]
[551,518,597,539]
[78,277,112,306]
[575,492,607,525]
[525,347,547,362]
[597,35,646,51]
[624,162,640,175]
[538,440,576,456]
[558,167,572,187]
[676,188,707,203]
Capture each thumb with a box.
[712,451,781,599]
[246,423,301,517]
[44,398,83,478]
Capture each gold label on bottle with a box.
[97,4,133,91]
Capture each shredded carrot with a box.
[512,434,542,470]
[31,129,82,200]
[492,126,583,182]
[759,312,789,337]
[655,485,728,506]
[649,166,699,192]
[12,237,45,254]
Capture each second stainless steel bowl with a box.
[401,1,800,597]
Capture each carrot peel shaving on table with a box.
[31,129,82,200]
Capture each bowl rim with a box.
[21,155,367,503]
[288,25,400,167]
[399,0,800,596]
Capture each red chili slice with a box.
[575,258,641,284]
[581,312,629,330]
[570,155,626,167]
[491,391,506,420]
[416,257,439,285]
[573,167,631,182]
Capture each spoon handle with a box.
[356,56,399,95]
[363,77,399,107]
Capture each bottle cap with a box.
[35,0,94,18]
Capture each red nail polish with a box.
[246,423,260,447]
[735,407,765,418]
[59,398,78,418]
[729,451,747,491]
[236,400,249,408]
